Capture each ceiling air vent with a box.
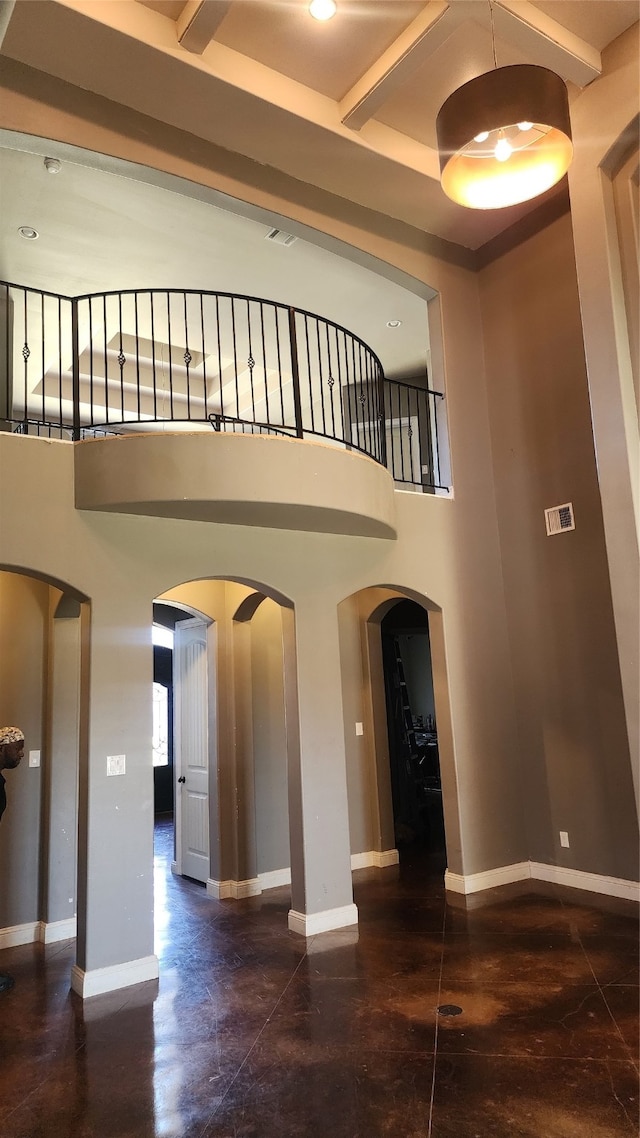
[265,227,297,247]
[544,502,575,536]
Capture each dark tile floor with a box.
[0,817,638,1137]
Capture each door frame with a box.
[171,613,214,881]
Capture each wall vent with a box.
[265,227,297,246]
[544,502,575,536]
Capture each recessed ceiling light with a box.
[309,0,336,20]
[386,319,402,328]
[18,226,39,240]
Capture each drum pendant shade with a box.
[436,64,573,209]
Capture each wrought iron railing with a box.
[0,282,446,491]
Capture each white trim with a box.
[229,878,262,899]
[444,861,530,895]
[206,878,233,899]
[351,849,400,870]
[445,860,640,902]
[37,917,77,943]
[288,903,358,937]
[70,954,159,999]
[529,862,640,903]
[0,921,39,949]
[259,867,292,890]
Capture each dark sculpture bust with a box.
[0,726,24,994]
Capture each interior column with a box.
[41,595,82,942]
[73,595,158,998]
[284,601,357,935]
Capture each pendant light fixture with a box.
[435,4,572,209]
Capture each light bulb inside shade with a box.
[309,0,336,19]
[494,136,513,162]
[517,121,533,132]
[473,131,489,143]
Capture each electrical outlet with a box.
[28,750,40,768]
[559,830,570,848]
[107,754,126,777]
[355,722,364,736]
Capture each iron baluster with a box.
[287,308,304,439]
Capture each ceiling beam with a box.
[340,1,466,131]
[177,0,231,55]
[493,0,601,87]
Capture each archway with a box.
[380,598,445,863]
[338,584,456,882]
[154,577,296,903]
[0,566,89,955]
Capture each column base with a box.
[206,877,262,899]
[70,954,159,998]
[288,903,358,937]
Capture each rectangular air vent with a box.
[544,502,575,536]
[265,227,297,246]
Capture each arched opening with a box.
[338,584,455,885]
[153,578,296,915]
[380,599,445,865]
[0,566,89,958]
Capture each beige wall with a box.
[0,571,49,928]
[251,598,289,875]
[567,25,640,807]
[479,213,638,877]
[0,29,637,986]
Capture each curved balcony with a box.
[0,282,446,494]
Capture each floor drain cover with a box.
[437,1004,463,1016]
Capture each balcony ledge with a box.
[74,432,397,539]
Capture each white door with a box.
[174,618,210,883]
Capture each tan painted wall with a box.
[0,35,636,978]
[251,599,289,875]
[0,572,49,928]
[479,213,639,878]
[568,25,640,807]
[42,593,81,927]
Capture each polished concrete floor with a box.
[0,817,638,1137]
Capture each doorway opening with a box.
[152,603,177,818]
[380,599,445,862]
[153,579,295,908]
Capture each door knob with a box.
[178,776,186,784]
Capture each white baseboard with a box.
[445,861,531,895]
[351,849,400,870]
[0,921,39,949]
[38,917,77,944]
[70,954,159,998]
[207,855,400,901]
[230,878,262,899]
[288,903,358,937]
[259,867,291,890]
[445,860,639,903]
[529,861,640,903]
[206,878,233,900]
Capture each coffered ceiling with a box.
[0,2,637,382]
[1,0,637,252]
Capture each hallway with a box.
[0,817,637,1137]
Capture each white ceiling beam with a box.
[493,0,601,87]
[177,0,231,55]
[340,1,466,131]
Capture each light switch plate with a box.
[28,750,40,768]
[559,830,570,848]
[107,754,126,777]
[355,722,364,736]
